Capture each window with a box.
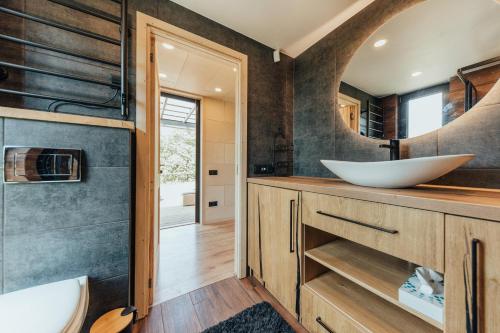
[159,95,197,125]
[408,92,443,138]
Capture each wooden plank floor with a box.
[134,277,308,333]
[154,221,235,304]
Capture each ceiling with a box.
[342,0,500,97]
[170,0,375,57]
[157,36,237,101]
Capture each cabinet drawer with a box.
[302,192,444,271]
[301,286,362,333]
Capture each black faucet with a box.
[379,139,400,160]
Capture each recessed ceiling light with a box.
[159,73,167,78]
[411,71,422,77]
[373,39,387,48]
[162,43,174,50]
[214,87,222,92]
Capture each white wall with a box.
[202,97,235,223]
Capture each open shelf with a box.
[305,239,443,329]
[305,271,442,333]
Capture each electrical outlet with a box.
[208,201,218,207]
[253,164,275,175]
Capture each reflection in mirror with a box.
[339,0,500,139]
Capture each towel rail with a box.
[0,61,120,88]
[0,6,120,45]
[47,0,121,24]
[0,88,120,110]
[0,0,129,119]
[0,34,120,67]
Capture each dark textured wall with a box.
[293,0,500,188]
[0,119,131,332]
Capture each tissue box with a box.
[398,273,444,324]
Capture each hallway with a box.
[154,221,235,305]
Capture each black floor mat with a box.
[202,301,295,333]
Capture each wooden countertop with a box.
[247,177,500,222]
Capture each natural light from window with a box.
[408,92,443,138]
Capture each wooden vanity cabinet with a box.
[247,183,262,281]
[445,215,500,333]
[247,184,300,316]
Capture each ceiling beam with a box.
[183,104,196,123]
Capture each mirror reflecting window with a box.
[408,92,442,138]
[338,0,500,139]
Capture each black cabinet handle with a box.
[316,317,335,333]
[316,210,398,234]
[257,194,263,278]
[471,238,479,333]
[290,199,295,253]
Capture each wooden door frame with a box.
[135,12,248,319]
[338,92,361,132]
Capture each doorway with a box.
[159,93,200,228]
[135,12,248,316]
[338,92,361,132]
[154,33,239,304]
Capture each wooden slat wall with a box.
[0,0,25,107]
[381,94,398,140]
[448,63,500,119]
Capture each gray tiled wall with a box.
[0,119,130,330]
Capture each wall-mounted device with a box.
[273,49,280,63]
[208,169,218,176]
[208,201,218,207]
[4,147,82,183]
[253,164,275,175]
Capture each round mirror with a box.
[339,0,500,139]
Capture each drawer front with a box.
[302,286,363,333]
[302,192,444,271]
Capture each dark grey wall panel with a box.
[3,220,128,292]
[4,119,130,167]
[0,117,130,331]
[438,104,500,169]
[3,167,129,235]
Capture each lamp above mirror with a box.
[338,0,500,140]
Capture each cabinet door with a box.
[247,183,263,282]
[445,215,500,333]
[259,185,300,315]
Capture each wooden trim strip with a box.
[0,106,135,131]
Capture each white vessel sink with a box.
[321,154,475,188]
